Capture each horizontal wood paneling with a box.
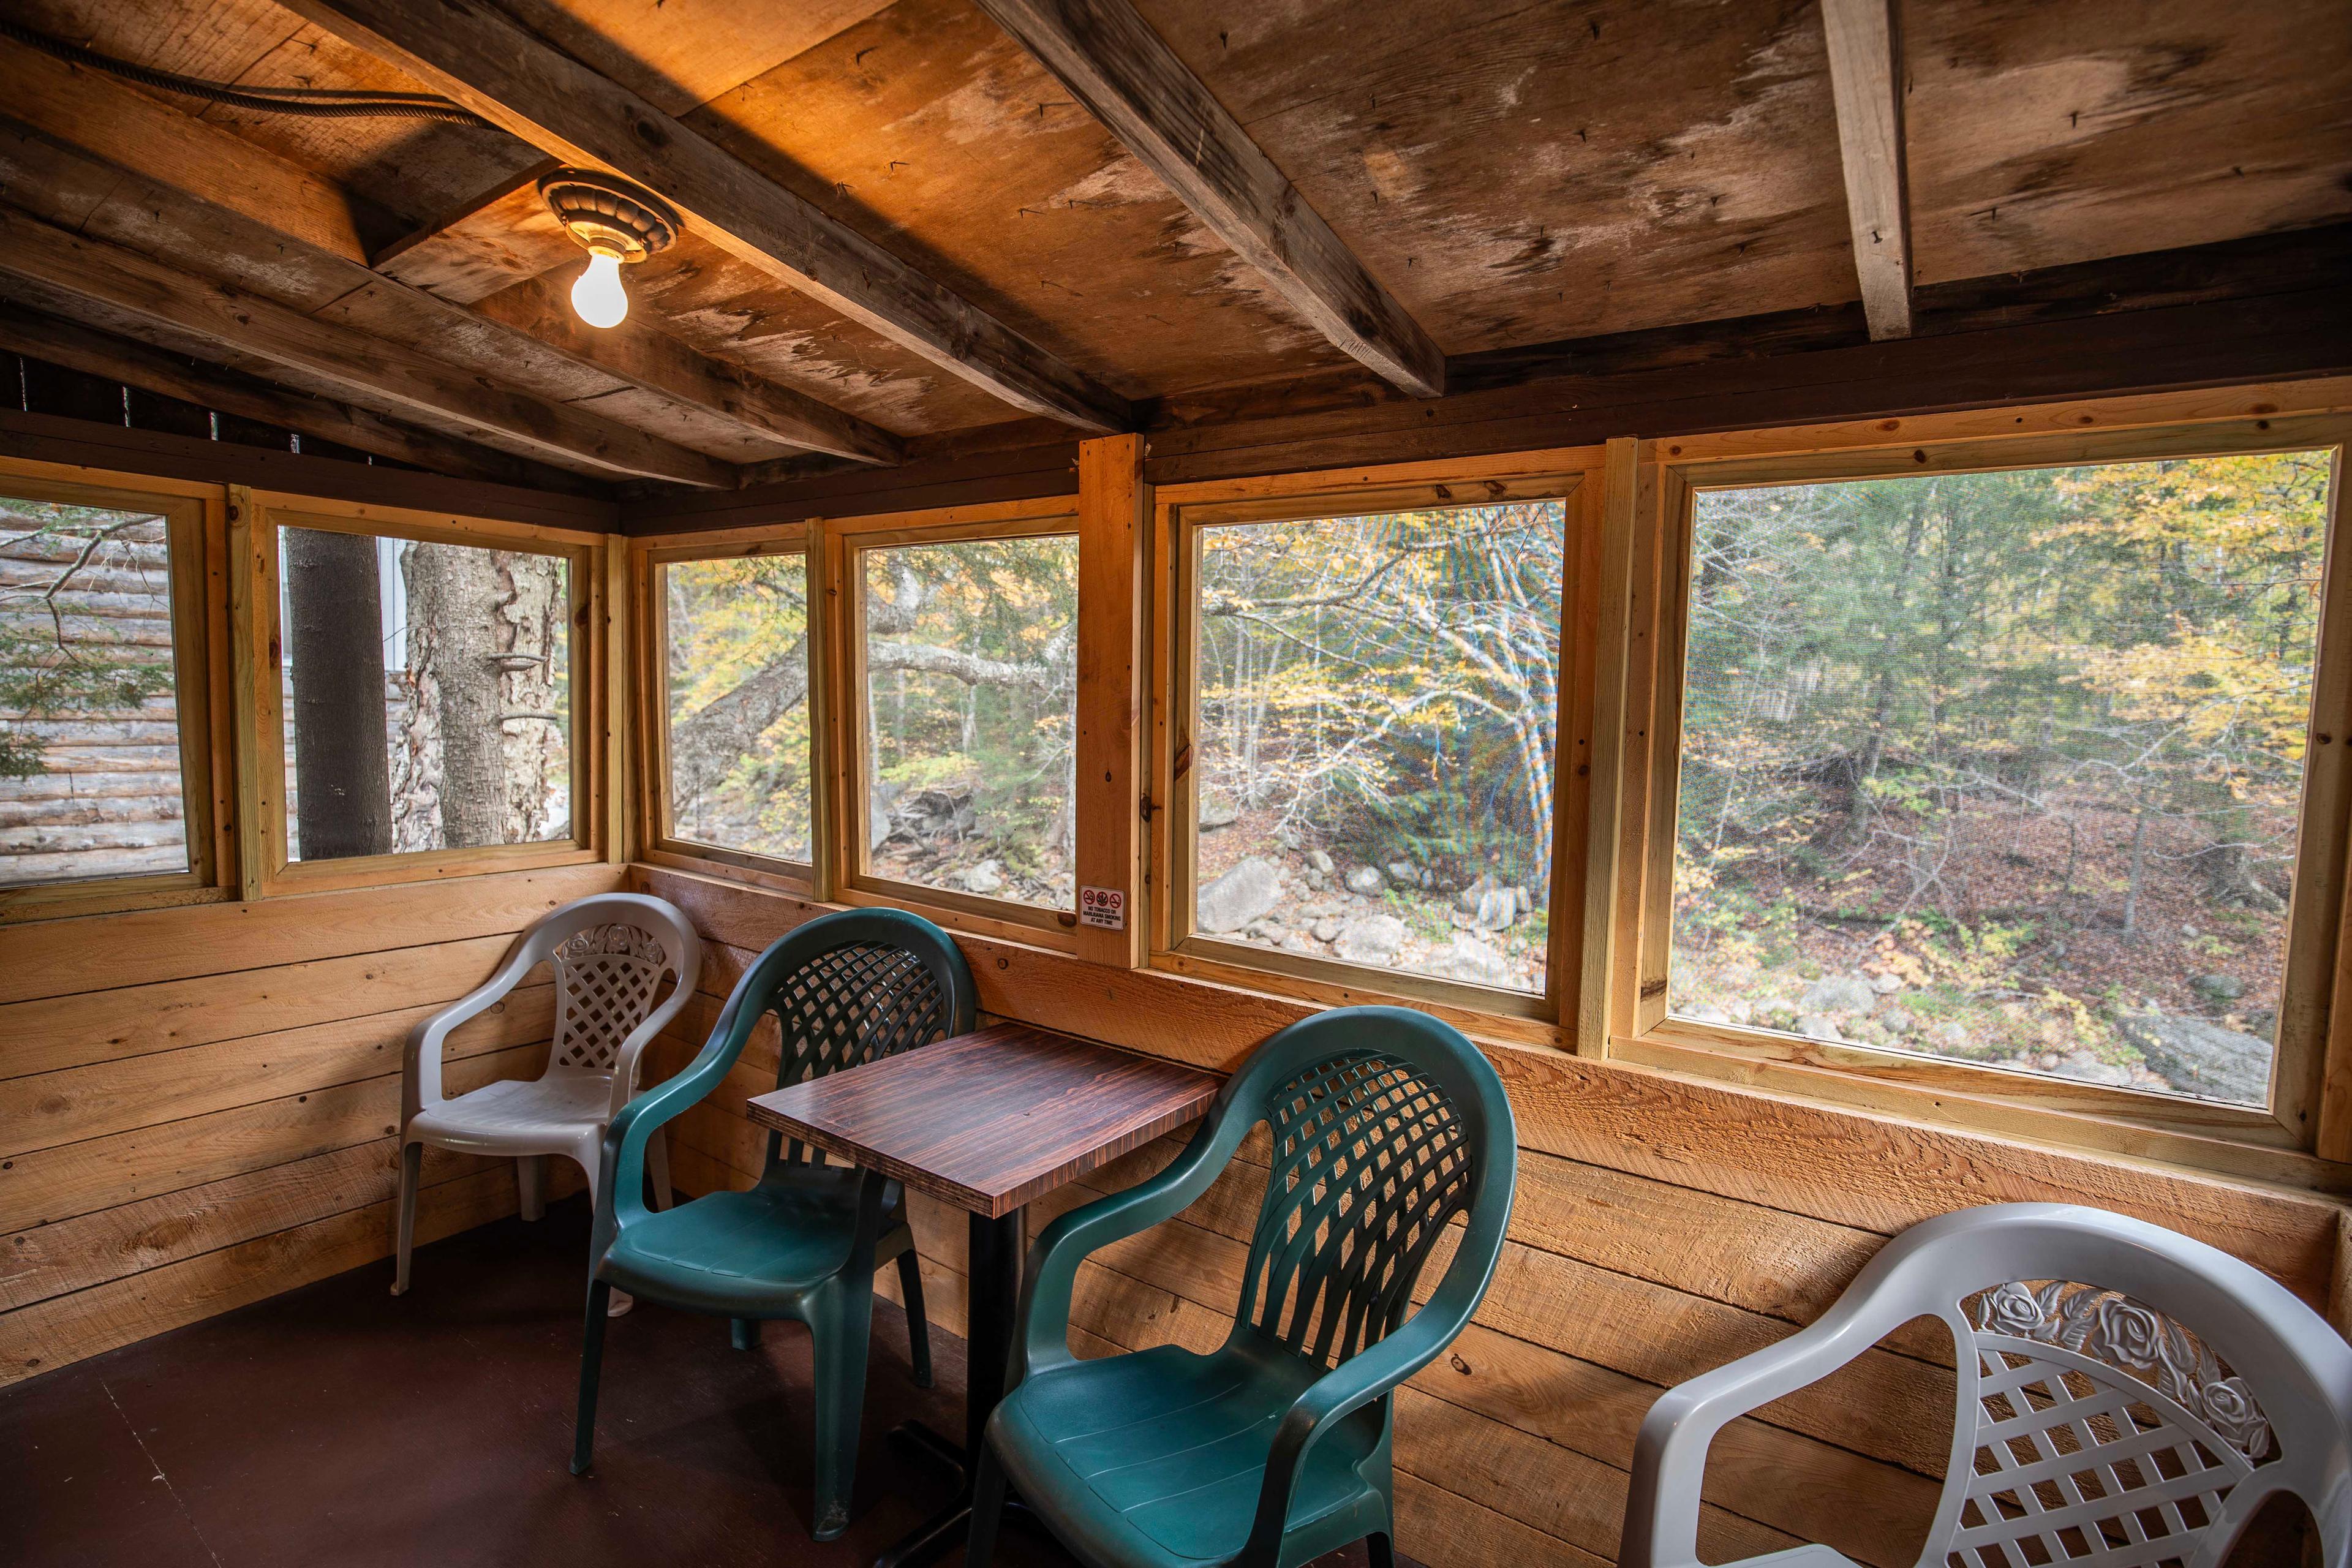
[0,869,620,1381]
[637,864,2346,1568]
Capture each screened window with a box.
[659,552,813,865]
[1669,451,2337,1109]
[1187,499,1565,996]
[1,486,197,889]
[858,533,1077,911]
[279,526,573,862]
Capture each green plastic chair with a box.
[570,908,974,1539]
[969,1004,1518,1568]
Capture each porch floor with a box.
[4,1196,1404,1568]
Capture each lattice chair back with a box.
[1226,1005,1515,1370]
[1622,1204,2352,1568]
[733,908,975,1175]
[520,894,700,1116]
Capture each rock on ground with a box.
[1197,857,1283,933]
[2114,1014,2271,1104]
[1439,933,1511,986]
[1332,913,1408,965]
[1795,1014,1843,1042]
[1800,973,1879,1016]
[1344,865,1385,896]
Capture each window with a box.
[850,527,1078,918]
[654,547,815,871]
[1623,410,2352,1160]
[1162,475,1577,1014]
[0,470,217,908]
[250,498,600,889]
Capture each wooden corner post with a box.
[1074,434,1150,967]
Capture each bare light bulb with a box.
[570,250,628,328]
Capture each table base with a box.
[873,1420,1038,1568]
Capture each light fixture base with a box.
[539,170,680,264]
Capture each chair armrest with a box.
[589,982,762,1262]
[1619,1310,1890,1568]
[1011,1091,1252,1385]
[401,944,538,1125]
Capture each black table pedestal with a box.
[874,1209,1033,1568]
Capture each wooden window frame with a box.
[1591,383,2352,1183]
[0,458,233,922]
[233,488,611,898]
[1147,449,1607,1048]
[632,521,826,897]
[823,496,1084,951]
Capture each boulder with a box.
[1799,973,1879,1016]
[1471,888,1519,932]
[1385,859,1419,886]
[1198,793,1239,830]
[2191,973,2245,1003]
[1197,857,1283,933]
[1344,865,1386,897]
[1310,916,1346,943]
[2053,1052,2132,1088]
[2114,1013,2271,1104]
[1678,1002,1733,1025]
[1869,971,1904,995]
[1879,1007,1914,1035]
[960,860,1003,895]
[1306,849,1336,875]
[1794,1014,1843,1042]
[1439,933,1512,986]
[1332,914,1408,965]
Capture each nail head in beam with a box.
[973,0,1445,399]
[279,0,1136,435]
[1821,0,1913,341]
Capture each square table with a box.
[748,1020,1221,1568]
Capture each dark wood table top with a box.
[745,1022,1223,1218]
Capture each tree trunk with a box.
[283,527,390,860]
[404,541,505,849]
[2122,802,2152,937]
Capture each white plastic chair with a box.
[392,892,701,1298]
[1622,1203,2352,1568]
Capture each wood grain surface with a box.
[746,1020,1218,1216]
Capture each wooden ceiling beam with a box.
[0,42,899,467]
[971,0,1445,399]
[0,305,601,493]
[279,0,1134,434]
[368,162,577,305]
[1820,0,1913,340]
[0,205,737,488]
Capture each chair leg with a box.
[390,1140,424,1295]
[807,1284,875,1542]
[646,1126,674,1212]
[731,1318,760,1351]
[967,1441,1009,1568]
[1366,1531,1395,1568]
[571,1278,612,1476]
[894,1248,933,1389]
[518,1153,547,1221]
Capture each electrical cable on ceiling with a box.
[0,18,496,127]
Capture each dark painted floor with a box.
[4,1198,1407,1568]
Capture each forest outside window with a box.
[1660,429,2349,1135]
[654,546,815,873]
[259,503,592,885]
[1168,484,1571,1008]
[849,524,1079,920]
[1,472,215,905]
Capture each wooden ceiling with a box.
[0,0,2343,494]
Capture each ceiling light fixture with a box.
[539,170,680,330]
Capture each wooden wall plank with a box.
[0,862,621,1006]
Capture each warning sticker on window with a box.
[1079,886,1125,930]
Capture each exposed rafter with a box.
[972,0,1445,399]
[1820,0,1913,340]
[368,162,578,306]
[0,205,737,487]
[0,42,901,467]
[0,305,598,492]
[281,0,1136,434]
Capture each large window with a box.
[0,470,217,909]
[251,499,598,889]
[1629,415,2352,1159]
[1161,473,1577,1014]
[850,526,1079,919]
[655,548,815,870]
